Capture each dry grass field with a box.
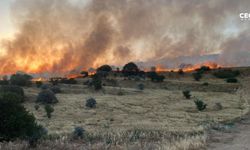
[1,68,250,150]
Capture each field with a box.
[1,68,250,150]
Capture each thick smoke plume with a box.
[0,0,250,74]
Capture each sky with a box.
[0,0,15,40]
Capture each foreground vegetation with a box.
[0,64,249,149]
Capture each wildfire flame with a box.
[154,61,221,73]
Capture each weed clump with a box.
[137,83,145,90]
[183,90,191,99]
[73,127,85,139]
[194,99,207,111]
[193,72,202,81]
[86,98,97,108]
[44,105,54,119]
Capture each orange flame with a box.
[153,61,221,73]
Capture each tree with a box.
[97,65,112,72]
[0,93,44,141]
[122,62,139,77]
[92,74,102,90]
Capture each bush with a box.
[226,78,238,83]
[40,84,49,90]
[0,80,9,85]
[137,83,144,90]
[0,92,44,141]
[92,74,102,90]
[37,90,58,104]
[213,69,240,79]
[183,90,191,99]
[202,82,209,86]
[35,81,43,88]
[44,105,54,119]
[196,66,211,73]
[60,78,77,84]
[147,72,165,82]
[28,125,47,147]
[50,86,61,94]
[194,99,207,111]
[73,127,85,139]
[0,85,25,102]
[86,98,97,108]
[193,72,202,81]
[10,74,32,86]
[178,69,184,75]
[34,105,40,110]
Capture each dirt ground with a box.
[207,77,250,150]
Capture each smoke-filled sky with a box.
[0,0,250,74]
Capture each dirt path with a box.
[207,114,250,150]
[208,77,250,150]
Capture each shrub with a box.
[202,82,209,86]
[60,78,77,84]
[137,83,145,90]
[193,72,202,81]
[50,86,61,94]
[28,125,47,147]
[34,105,40,111]
[35,81,43,88]
[49,78,59,85]
[147,72,165,82]
[10,74,32,86]
[0,85,25,102]
[178,69,184,75]
[183,90,191,99]
[86,98,97,108]
[40,84,49,90]
[0,92,44,141]
[0,80,9,85]
[73,127,85,139]
[37,90,58,104]
[226,78,238,83]
[92,74,102,90]
[194,99,207,111]
[44,105,54,119]
[196,66,211,73]
[213,69,240,79]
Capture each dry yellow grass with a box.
[23,78,248,136]
[1,73,250,149]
